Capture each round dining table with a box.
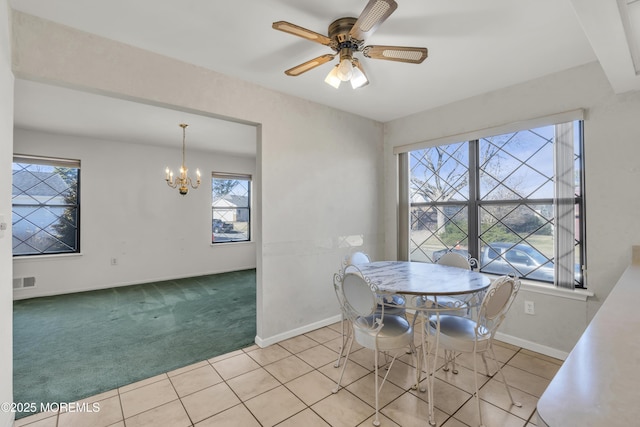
[355,260,490,296]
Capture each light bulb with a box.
[324,66,341,88]
[350,65,369,89]
[337,58,353,81]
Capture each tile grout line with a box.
[18,325,558,427]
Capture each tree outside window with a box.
[409,121,585,288]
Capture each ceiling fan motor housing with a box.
[329,17,362,49]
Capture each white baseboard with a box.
[495,331,569,361]
[253,314,569,361]
[255,314,342,348]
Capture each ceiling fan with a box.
[272,0,428,89]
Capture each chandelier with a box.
[165,123,201,195]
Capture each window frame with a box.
[400,111,586,289]
[211,172,252,244]
[12,154,81,257]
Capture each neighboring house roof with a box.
[212,195,248,208]
[224,195,248,208]
[212,198,236,208]
[12,170,69,197]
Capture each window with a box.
[12,155,81,256]
[211,173,251,243]
[408,119,585,288]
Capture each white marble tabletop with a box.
[355,261,490,296]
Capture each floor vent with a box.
[13,277,36,290]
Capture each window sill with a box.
[13,252,83,262]
[486,274,593,301]
[210,240,253,247]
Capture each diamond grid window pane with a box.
[410,204,468,263]
[480,129,554,200]
[410,142,469,203]
[11,159,80,256]
[479,203,555,281]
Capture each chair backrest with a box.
[348,251,371,266]
[476,275,520,337]
[334,266,379,322]
[437,252,471,270]
[342,271,377,318]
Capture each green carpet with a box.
[13,269,256,419]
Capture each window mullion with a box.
[398,153,410,261]
[468,140,479,262]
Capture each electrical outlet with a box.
[524,300,535,315]
[110,257,118,266]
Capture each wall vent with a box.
[13,277,36,290]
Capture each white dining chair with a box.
[332,268,416,426]
[413,252,478,316]
[335,251,406,368]
[424,275,523,427]
[434,252,485,373]
[437,251,473,269]
[434,252,477,314]
[334,252,370,368]
[347,251,371,266]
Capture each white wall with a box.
[13,128,257,298]
[0,2,12,426]
[10,11,384,344]
[384,62,640,353]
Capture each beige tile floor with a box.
[14,320,561,427]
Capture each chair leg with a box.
[408,310,421,353]
[488,345,522,409]
[372,347,406,426]
[332,332,354,394]
[472,346,484,427]
[407,341,419,390]
[373,347,381,426]
[334,314,349,368]
[480,353,490,376]
[442,350,459,374]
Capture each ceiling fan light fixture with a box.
[337,52,354,81]
[351,61,369,89]
[324,65,342,88]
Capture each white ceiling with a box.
[13,79,258,156]
[10,0,640,154]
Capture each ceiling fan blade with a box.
[349,0,398,41]
[272,21,332,46]
[363,45,428,64]
[284,54,336,76]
